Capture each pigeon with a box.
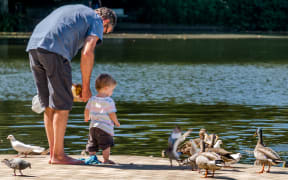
[2,158,31,176]
[7,135,45,157]
[20,148,50,156]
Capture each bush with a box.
[0,13,30,32]
[128,0,288,31]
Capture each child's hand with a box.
[115,122,120,127]
[85,119,89,122]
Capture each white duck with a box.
[7,135,45,157]
[213,140,223,148]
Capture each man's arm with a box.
[109,112,120,127]
[80,35,99,102]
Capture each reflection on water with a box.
[0,101,287,164]
[0,38,287,164]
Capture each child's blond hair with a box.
[95,73,117,91]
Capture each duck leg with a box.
[257,163,265,173]
[201,169,208,178]
[13,169,16,176]
[191,162,197,171]
[169,159,172,167]
[211,170,215,177]
[266,164,271,173]
[19,170,23,176]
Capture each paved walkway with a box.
[0,155,287,179]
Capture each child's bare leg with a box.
[102,147,110,162]
[89,152,96,156]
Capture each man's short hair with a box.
[95,7,117,27]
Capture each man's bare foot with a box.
[51,155,84,165]
[103,160,116,164]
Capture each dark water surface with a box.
[0,37,288,164]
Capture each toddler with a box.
[84,73,120,164]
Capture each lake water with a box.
[0,37,287,164]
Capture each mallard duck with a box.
[205,133,219,148]
[210,138,241,166]
[206,134,236,166]
[254,128,283,173]
[177,128,214,156]
[180,151,199,171]
[179,138,200,171]
[163,127,192,167]
[196,137,224,178]
[192,129,208,148]
[177,138,200,156]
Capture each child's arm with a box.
[84,108,90,122]
[109,112,120,127]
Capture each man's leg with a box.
[44,107,55,163]
[51,110,83,164]
[52,110,68,161]
[32,49,83,165]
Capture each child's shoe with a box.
[85,155,101,165]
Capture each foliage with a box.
[129,0,288,31]
[1,0,288,32]
[0,13,30,32]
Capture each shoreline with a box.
[1,32,288,39]
[0,154,287,179]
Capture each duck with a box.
[206,134,236,166]
[180,150,199,171]
[177,138,200,156]
[163,126,192,167]
[254,128,283,173]
[179,135,200,171]
[7,135,45,157]
[213,140,223,148]
[177,128,209,156]
[214,141,242,164]
[195,137,224,178]
[205,133,219,148]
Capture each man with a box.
[26,4,117,165]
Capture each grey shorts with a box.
[86,127,114,152]
[29,48,73,110]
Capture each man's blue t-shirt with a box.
[26,4,103,61]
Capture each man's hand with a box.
[81,86,92,102]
